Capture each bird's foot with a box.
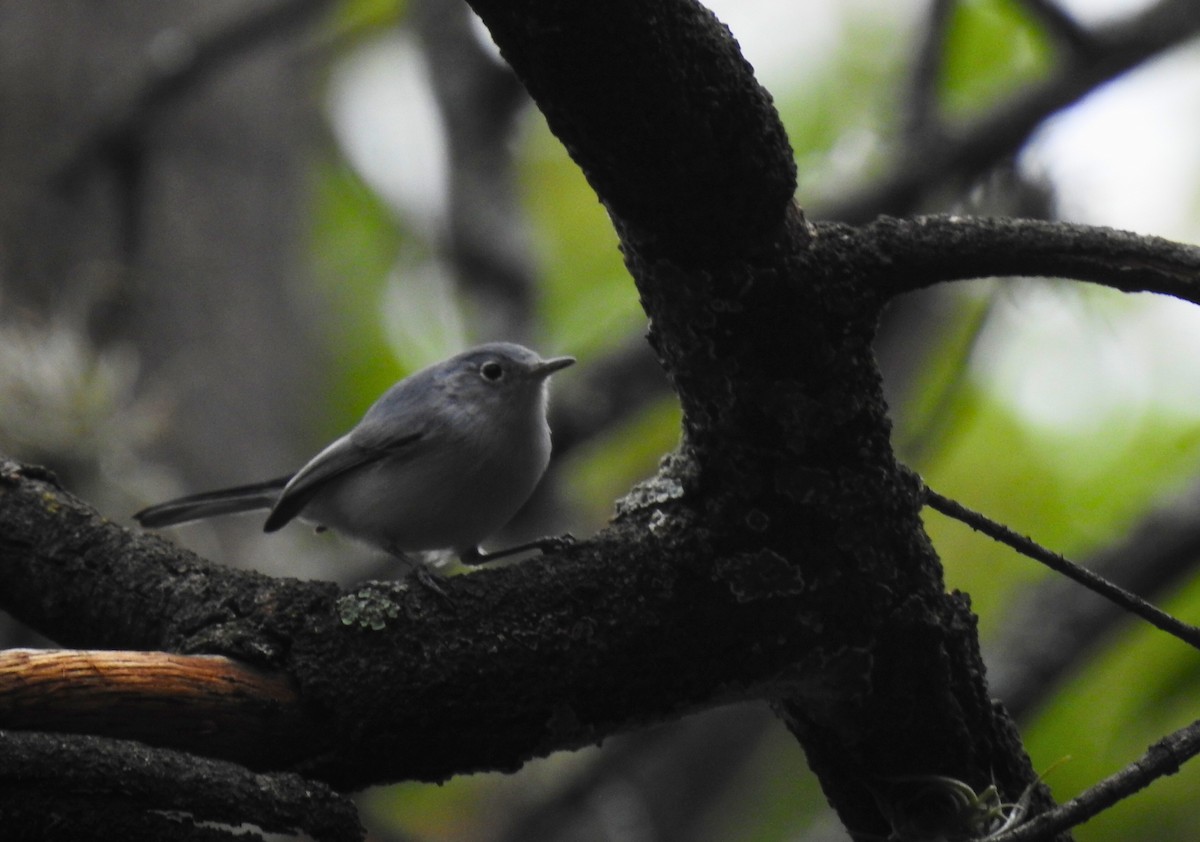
[459,533,577,566]
[410,563,453,603]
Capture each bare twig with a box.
[989,484,1200,719]
[989,716,1200,841]
[923,486,1200,650]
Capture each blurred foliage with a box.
[1025,571,1200,841]
[915,350,1200,632]
[696,723,835,842]
[331,0,406,33]
[939,0,1053,121]
[564,397,683,526]
[311,160,415,435]
[309,0,1200,840]
[518,111,645,358]
[775,17,909,209]
[904,287,1200,842]
[518,102,680,534]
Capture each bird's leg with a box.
[412,564,452,600]
[458,533,576,566]
[390,550,453,601]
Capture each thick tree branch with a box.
[439,5,1058,839]
[0,649,309,768]
[0,729,362,842]
[465,0,797,262]
[0,457,859,790]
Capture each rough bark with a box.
[5,1,1200,840]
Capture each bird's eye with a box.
[480,361,505,382]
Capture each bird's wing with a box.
[262,429,423,532]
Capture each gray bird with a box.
[135,342,575,567]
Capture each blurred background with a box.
[2,0,1200,839]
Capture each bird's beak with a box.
[533,356,576,378]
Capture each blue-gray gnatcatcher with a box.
[135,342,575,567]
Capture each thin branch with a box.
[847,215,1200,306]
[0,729,363,842]
[923,486,1200,650]
[989,483,1200,719]
[990,716,1200,841]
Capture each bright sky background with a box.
[327,0,1200,434]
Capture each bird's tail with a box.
[133,476,292,528]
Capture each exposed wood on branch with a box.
[0,649,309,769]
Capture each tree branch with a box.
[0,457,855,790]
[26,1,1200,837]
[990,484,1200,719]
[991,716,1200,842]
[0,649,310,768]
[848,215,1200,305]
[465,0,797,262]
[450,14,1061,842]
[924,487,1200,649]
[0,729,362,842]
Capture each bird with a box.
[134,342,575,570]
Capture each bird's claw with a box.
[411,564,453,604]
